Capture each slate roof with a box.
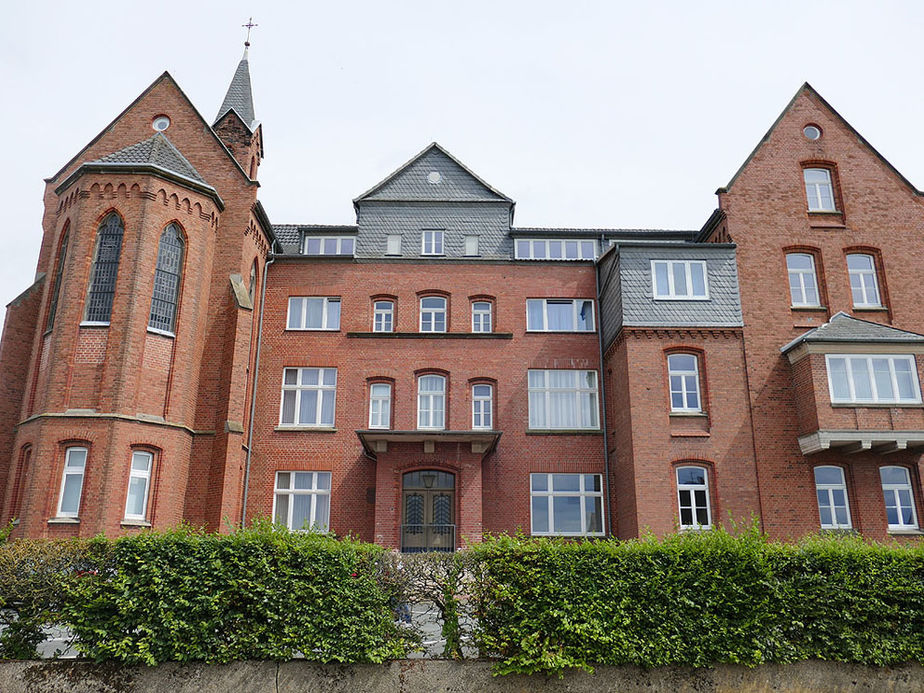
[215,51,256,130]
[91,133,208,185]
[781,312,924,354]
[273,224,359,254]
[512,227,698,240]
[354,143,512,204]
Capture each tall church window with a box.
[149,224,185,334]
[84,213,125,324]
[46,228,70,330]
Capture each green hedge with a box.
[61,524,407,665]
[468,529,924,675]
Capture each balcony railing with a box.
[401,524,456,553]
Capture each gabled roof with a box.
[93,133,207,184]
[781,312,924,354]
[214,49,256,131]
[46,71,251,185]
[720,83,923,197]
[353,142,513,206]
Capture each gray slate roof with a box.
[91,133,208,185]
[355,143,512,203]
[215,52,256,130]
[512,227,698,241]
[781,312,924,353]
[273,224,359,254]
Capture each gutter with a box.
[241,251,276,526]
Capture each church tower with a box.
[0,45,275,537]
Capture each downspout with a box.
[242,251,276,526]
[595,238,614,537]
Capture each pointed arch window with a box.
[84,213,124,324]
[149,224,185,334]
[46,229,69,330]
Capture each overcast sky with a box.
[3,1,924,327]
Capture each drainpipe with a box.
[242,252,276,526]
[595,239,614,538]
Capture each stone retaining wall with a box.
[0,660,922,692]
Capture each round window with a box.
[803,124,821,140]
[152,116,171,132]
[426,171,442,184]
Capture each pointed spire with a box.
[214,28,256,130]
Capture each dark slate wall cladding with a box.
[618,244,742,328]
[360,147,508,202]
[355,202,513,259]
[597,249,623,351]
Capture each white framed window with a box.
[419,296,447,332]
[668,353,701,413]
[814,466,851,529]
[472,301,492,333]
[369,383,392,429]
[472,383,493,429]
[804,168,836,212]
[287,297,341,330]
[464,235,479,256]
[786,253,821,307]
[421,230,444,255]
[527,370,599,430]
[279,367,337,427]
[57,447,87,518]
[826,355,921,405]
[515,238,597,261]
[880,466,918,530]
[273,471,331,531]
[124,450,153,521]
[652,260,709,300]
[676,466,711,530]
[386,234,402,255]
[530,473,604,536]
[417,375,446,429]
[302,236,355,256]
[847,254,882,308]
[373,300,394,332]
[526,299,595,332]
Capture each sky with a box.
[2,1,924,327]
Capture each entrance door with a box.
[401,470,455,552]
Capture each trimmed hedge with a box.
[468,529,924,675]
[61,524,407,665]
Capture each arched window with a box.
[813,466,851,529]
[249,260,258,306]
[149,224,184,333]
[667,353,701,413]
[676,466,711,529]
[84,213,124,324]
[46,228,69,330]
[417,374,446,429]
[879,466,918,530]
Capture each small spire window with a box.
[148,224,184,334]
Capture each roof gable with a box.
[354,143,512,204]
[781,312,924,354]
[721,83,922,196]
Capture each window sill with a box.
[48,517,80,524]
[829,403,924,409]
[525,429,602,436]
[790,305,827,311]
[669,412,707,418]
[79,321,110,328]
[531,532,606,538]
[284,328,341,333]
[671,431,710,438]
[525,330,597,335]
[652,297,710,302]
[887,528,923,536]
[121,519,152,528]
[852,306,887,312]
[146,327,175,338]
[274,426,338,433]
[346,332,514,340]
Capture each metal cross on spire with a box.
[242,17,258,47]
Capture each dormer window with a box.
[803,168,837,212]
[302,236,355,256]
[651,260,708,300]
[422,230,444,256]
[515,238,596,261]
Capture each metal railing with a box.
[401,524,456,553]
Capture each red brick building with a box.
[0,51,921,547]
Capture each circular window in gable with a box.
[152,115,171,132]
[803,124,821,140]
[426,171,442,185]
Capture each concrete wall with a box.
[0,660,921,693]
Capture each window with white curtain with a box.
[879,466,918,530]
[279,368,337,427]
[472,383,493,429]
[527,370,599,429]
[287,297,341,330]
[530,473,604,536]
[526,299,594,332]
[373,300,394,332]
[786,253,820,307]
[471,301,492,332]
[273,471,331,531]
[368,383,392,429]
[847,254,882,308]
[418,375,446,429]
[826,355,920,404]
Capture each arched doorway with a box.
[401,470,455,552]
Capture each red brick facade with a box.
[1,62,922,547]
